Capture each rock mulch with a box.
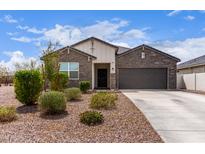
[0,86,163,143]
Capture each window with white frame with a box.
[59,62,79,80]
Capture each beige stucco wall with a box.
[177,74,185,89]
[177,72,205,91]
[73,39,116,89]
[183,73,196,90]
[73,39,116,73]
[196,73,205,91]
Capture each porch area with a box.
[93,63,110,89]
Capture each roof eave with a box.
[117,44,181,62]
[70,37,119,49]
[40,46,97,60]
[177,63,205,70]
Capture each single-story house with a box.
[177,55,205,74]
[48,37,180,89]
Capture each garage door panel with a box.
[119,68,167,89]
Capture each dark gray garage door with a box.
[119,68,167,89]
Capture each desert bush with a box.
[0,106,17,122]
[90,92,117,110]
[14,70,43,105]
[80,111,104,126]
[64,87,81,101]
[79,81,90,93]
[38,91,66,114]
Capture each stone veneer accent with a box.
[110,73,116,89]
[116,46,178,89]
[59,48,93,87]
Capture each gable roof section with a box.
[177,55,205,69]
[117,44,180,62]
[40,46,96,60]
[117,46,131,54]
[62,46,97,59]
[71,37,119,50]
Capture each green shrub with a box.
[0,106,17,122]
[79,81,90,93]
[38,91,66,114]
[64,87,81,101]
[59,72,68,89]
[50,72,68,91]
[80,111,104,126]
[90,92,117,110]
[14,70,43,105]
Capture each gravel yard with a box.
[0,86,163,143]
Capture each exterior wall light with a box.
[141,52,145,59]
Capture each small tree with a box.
[41,41,68,91]
[50,72,68,91]
[14,59,39,71]
[0,65,10,86]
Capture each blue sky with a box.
[1,10,205,70]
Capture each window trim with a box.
[59,62,79,80]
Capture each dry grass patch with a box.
[0,106,17,122]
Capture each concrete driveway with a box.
[121,90,205,143]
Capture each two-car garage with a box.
[117,45,180,89]
[119,68,167,89]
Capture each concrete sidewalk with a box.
[122,90,205,142]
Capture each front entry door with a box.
[97,69,107,88]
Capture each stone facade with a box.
[110,73,116,89]
[57,42,179,90]
[59,48,93,87]
[116,46,178,89]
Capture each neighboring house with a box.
[177,55,205,74]
[51,37,180,89]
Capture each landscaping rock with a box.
[0,86,163,143]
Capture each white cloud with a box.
[149,37,205,62]
[11,19,148,48]
[41,19,146,47]
[141,27,151,31]
[123,29,145,39]
[10,19,148,52]
[111,42,130,48]
[167,10,182,16]
[3,51,23,57]
[82,20,128,40]
[17,25,46,34]
[16,25,29,30]
[43,24,81,46]
[27,27,46,34]
[184,15,195,21]
[11,36,32,43]
[1,15,18,23]
[0,51,38,71]
[6,32,18,36]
